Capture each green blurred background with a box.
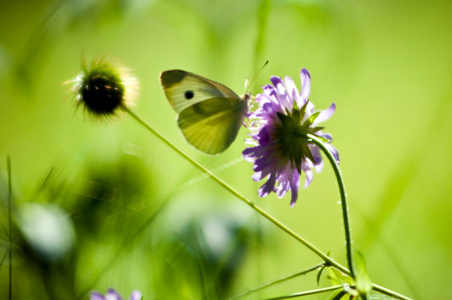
[1,0,451,299]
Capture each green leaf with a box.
[329,289,349,300]
[328,267,354,286]
[291,106,301,124]
[292,151,303,175]
[276,112,292,128]
[355,250,372,296]
[300,143,316,165]
[316,265,327,286]
[298,100,309,119]
[303,111,321,128]
[292,96,299,111]
[310,126,325,133]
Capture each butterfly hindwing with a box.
[177,97,246,154]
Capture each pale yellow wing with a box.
[177,97,246,154]
[160,70,241,114]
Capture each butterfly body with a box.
[160,70,249,155]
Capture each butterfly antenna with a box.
[245,60,269,94]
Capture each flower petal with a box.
[252,158,268,172]
[300,68,311,100]
[308,145,324,172]
[258,172,277,197]
[289,171,300,206]
[105,289,122,300]
[304,167,313,188]
[290,186,298,207]
[275,169,290,198]
[284,75,299,105]
[270,76,284,89]
[271,76,292,110]
[326,144,340,162]
[313,103,336,125]
[252,171,263,182]
[90,291,105,300]
[319,133,332,142]
[129,290,142,300]
[242,146,259,160]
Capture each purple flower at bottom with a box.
[90,288,142,300]
[243,68,339,206]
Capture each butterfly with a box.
[160,70,250,155]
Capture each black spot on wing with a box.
[184,90,194,99]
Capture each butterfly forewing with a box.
[160,70,241,114]
[177,97,246,154]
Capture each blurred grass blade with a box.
[254,0,270,72]
[7,156,12,300]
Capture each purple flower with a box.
[243,69,339,206]
[90,288,142,300]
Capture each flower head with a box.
[71,57,137,121]
[243,68,339,206]
[90,288,142,300]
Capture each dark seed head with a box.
[71,58,137,121]
[80,74,125,115]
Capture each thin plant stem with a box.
[305,136,416,300]
[372,283,414,300]
[306,134,356,278]
[231,263,324,299]
[126,108,413,300]
[7,156,12,300]
[263,285,343,300]
[125,108,348,273]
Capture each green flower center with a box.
[275,102,323,172]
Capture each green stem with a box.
[307,134,355,278]
[372,283,414,300]
[231,263,324,299]
[125,108,348,273]
[263,285,343,300]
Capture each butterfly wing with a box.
[177,97,247,154]
[160,70,241,113]
[160,69,249,154]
